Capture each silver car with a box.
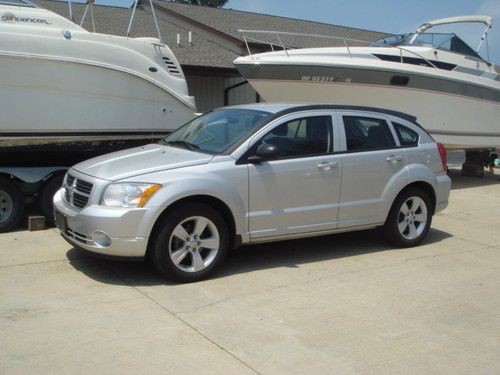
[54,104,451,282]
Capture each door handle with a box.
[317,161,338,170]
[386,155,403,163]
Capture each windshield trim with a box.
[160,108,272,156]
[371,32,485,62]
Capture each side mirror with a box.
[248,143,279,163]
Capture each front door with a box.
[247,113,342,240]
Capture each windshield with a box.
[371,32,482,59]
[160,108,271,154]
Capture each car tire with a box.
[39,174,64,227]
[383,187,432,247]
[150,203,229,282]
[0,177,24,233]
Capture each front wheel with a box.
[150,203,229,282]
[383,188,432,247]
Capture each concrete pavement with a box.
[1,169,499,374]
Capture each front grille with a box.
[67,228,92,244]
[63,173,93,209]
[76,180,93,194]
[162,56,180,75]
[72,193,88,209]
[66,174,75,186]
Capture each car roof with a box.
[222,103,418,124]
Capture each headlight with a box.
[102,183,162,208]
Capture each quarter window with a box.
[393,122,419,147]
[343,116,395,151]
[260,115,333,158]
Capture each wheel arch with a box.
[393,181,437,215]
[146,194,239,257]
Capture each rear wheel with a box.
[0,177,24,233]
[151,203,229,282]
[383,188,432,247]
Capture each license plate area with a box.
[55,211,67,234]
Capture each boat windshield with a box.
[371,33,482,60]
[160,108,271,154]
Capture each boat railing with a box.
[128,0,162,43]
[238,29,439,69]
[73,0,162,42]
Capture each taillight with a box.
[437,143,448,172]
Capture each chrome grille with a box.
[66,174,75,186]
[63,173,93,209]
[76,180,93,194]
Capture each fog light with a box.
[91,231,111,247]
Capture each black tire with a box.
[39,174,65,227]
[150,203,229,282]
[0,177,24,233]
[383,187,432,247]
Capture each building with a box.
[34,0,389,112]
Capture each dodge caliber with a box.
[54,104,451,282]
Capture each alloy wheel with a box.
[397,196,428,240]
[168,216,220,273]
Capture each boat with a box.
[0,0,196,166]
[234,16,500,151]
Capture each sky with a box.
[58,0,500,64]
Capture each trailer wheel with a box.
[39,174,64,227]
[0,177,24,233]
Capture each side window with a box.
[343,116,395,151]
[393,122,419,147]
[261,115,333,158]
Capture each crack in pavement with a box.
[0,259,68,269]
[173,244,495,315]
[128,285,261,375]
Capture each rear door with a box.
[336,111,406,228]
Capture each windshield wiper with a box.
[160,140,200,152]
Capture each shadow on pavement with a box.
[448,168,499,190]
[66,227,452,286]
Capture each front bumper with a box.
[53,189,149,258]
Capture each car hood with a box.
[73,143,214,181]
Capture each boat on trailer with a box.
[0,0,196,166]
[234,16,500,153]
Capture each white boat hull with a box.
[0,4,196,148]
[0,54,193,138]
[248,78,500,150]
[235,42,500,151]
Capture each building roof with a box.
[33,0,389,69]
[154,1,388,49]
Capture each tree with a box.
[170,0,229,7]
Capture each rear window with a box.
[393,122,419,147]
[343,116,395,151]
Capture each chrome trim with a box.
[63,173,93,209]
